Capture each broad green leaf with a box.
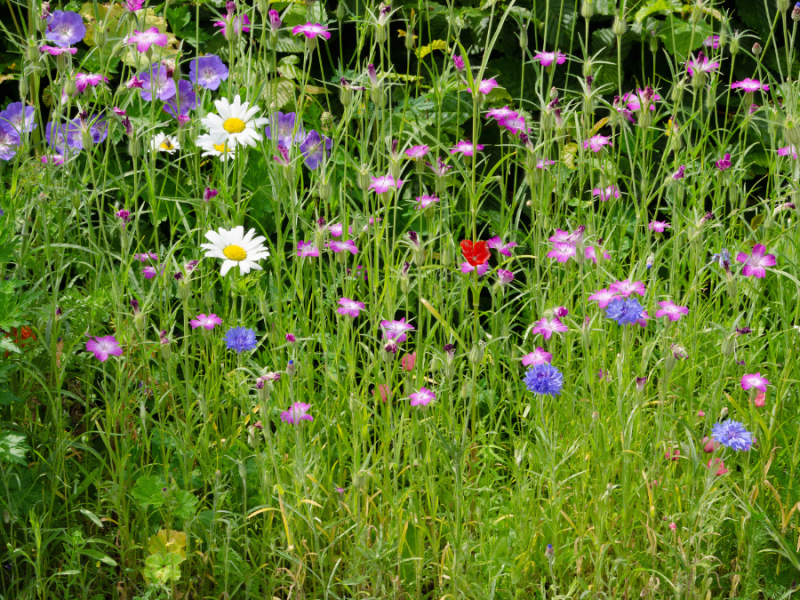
[131,475,166,508]
[173,490,199,520]
[0,432,30,466]
[263,77,295,111]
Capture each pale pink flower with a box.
[190,313,222,330]
[592,185,620,201]
[588,288,620,309]
[486,236,517,256]
[450,140,484,156]
[547,242,576,263]
[609,279,646,297]
[369,174,403,193]
[648,221,671,232]
[531,317,568,340]
[583,135,612,152]
[533,50,566,67]
[409,387,435,407]
[655,300,689,321]
[127,27,168,53]
[85,335,122,361]
[522,347,552,366]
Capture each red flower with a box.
[460,240,490,266]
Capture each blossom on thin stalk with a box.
[531,317,568,340]
[281,402,313,424]
[337,297,365,318]
[127,27,168,53]
[264,111,305,149]
[139,64,176,102]
[605,297,646,326]
[731,78,768,92]
[487,237,517,256]
[299,130,332,170]
[380,318,415,343]
[524,363,564,396]
[297,241,319,258]
[292,23,331,39]
[189,55,229,91]
[409,387,435,407]
[712,420,753,451]
[522,347,552,366]
[414,195,439,210]
[451,140,484,156]
[0,102,37,136]
[86,335,122,361]
[190,314,222,330]
[655,300,689,321]
[736,244,776,278]
[592,185,620,201]
[328,240,358,255]
[741,372,769,392]
[583,135,612,152]
[533,50,566,67]
[224,327,257,353]
[45,11,86,47]
[648,221,670,233]
[370,175,403,193]
[588,289,620,309]
[609,279,646,297]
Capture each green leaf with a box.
[144,552,184,585]
[659,16,713,59]
[173,490,199,520]
[80,549,118,567]
[0,386,21,406]
[0,338,21,354]
[131,475,166,508]
[78,508,104,529]
[262,77,295,111]
[634,0,681,22]
[0,432,30,466]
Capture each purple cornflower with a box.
[405,145,429,160]
[369,175,402,193]
[163,80,197,118]
[649,221,671,233]
[409,387,436,407]
[0,102,37,136]
[190,314,222,330]
[609,279,646,297]
[547,242,576,263]
[533,50,566,67]
[337,297,365,318]
[450,140,484,156]
[522,347,552,366]
[292,23,331,39]
[224,327,257,353]
[299,130,332,170]
[736,244,776,278]
[380,318,415,343]
[523,363,564,396]
[460,262,490,276]
[85,335,122,361]
[715,153,732,171]
[741,372,769,392]
[46,11,86,47]
[139,64,176,102]
[588,288,621,309]
[686,52,720,76]
[731,78,768,92]
[189,55,229,91]
[0,129,19,161]
[486,237,517,256]
[127,27,168,53]
[655,300,689,321]
[712,420,753,451]
[414,195,439,209]
[264,112,305,148]
[583,135,612,152]
[328,240,358,255]
[281,402,313,424]
[297,241,319,258]
[592,185,620,201]
[531,317,568,340]
[605,298,645,326]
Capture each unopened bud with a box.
[95,26,107,47]
[468,342,485,366]
[777,0,790,12]
[336,2,346,21]
[730,31,741,54]
[581,0,594,18]
[752,42,762,56]
[612,12,627,36]
[793,2,800,21]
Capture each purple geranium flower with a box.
[139,64,176,102]
[189,54,229,91]
[0,129,20,161]
[299,130,332,170]
[127,27,168,53]
[338,297,365,318]
[0,102,37,136]
[163,80,197,118]
[265,112,305,149]
[46,11,86,48]
[86,335,122,361]
[736,244,776,278]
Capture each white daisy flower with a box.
[201,225,269,276]
[201,95,268,149]
[151,132,180,154]
[197,133,235,161]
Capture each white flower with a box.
[151,132,180,154]
[201,95,268,149]
[201,226,269,276]
[196,133,235,161]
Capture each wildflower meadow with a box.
[1,0,800,597]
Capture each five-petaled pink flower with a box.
[127,27,168,53]
[370,174,403,193]
[460,262,490,276]
[86,335,122,361]
[531,317,568,340]
[610,279,646,297]
[328,240,358,255]
[715,153,732,171]
[584,246,611,264]
[649,221,671,233]
[592,185,620,201]
[380,318,415,343]
[547,242,577,263]
[533,50,566,67]
[583,135,612,152]
[497,269,514,285]
[292,23,331,39]
[405,145,429,160]
[297,240,320,257]
[41,45,77,56]
[190,313,222,330]
[487,236,517,256]
[415,195,439,209]
[409,387,435,407]
[337,297,365,318]
[450,140,484,156]
[778,145,798,159]
[655,300,689,322]
[522,347,552,366]
[75,73,108,93]
[741,372,769,392]
[686,52,720,77]
[731,78,768,93]
[588,289,620,309]
[487,106,518,121]
[281,402,313,424]
[736,244,776,278]
[466,78,498,95]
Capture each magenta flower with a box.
[531,317,568,340]
[736,244,776,278]
[452,54,465,71]
[583,135,612,152]
[86,335,122,361]
[450,140,484,156]
[533,50,566,67]
[547,242,576,263]
[405,145,429,160]
[414,195,439,209]
[214,13,250,37]
[190,313,222,330]
[588,288,620,309]
[466,78,498,95]
[609,279,646,297]
[486,237,517,256]
[498,115,529,135]
[370,174,403,193]
[655,300,689,321]
[637,310,651,328]
[715,153,732,171]
[75,73,108,93]
[297,240,320,257]
[328,240,358,255]
[134,252,158,262]
[778,145,798,159]
[327,223,344,237]
[648,221,671,232]
[672,165,686,180]
[554,307,569,318]
[409,387,436,407]
[487,106,518,121]
[522,347,552,366]
[497,269,514,285]
[741,372,769,392]
[142,265,163,279]
[622,88,661,111]
[337,297,365,318]
[703,35,720,49]
[731,78,768,92]
[592,185,620,201]
[41,153,64,165]
[686,52,720,76]
[292,23,331,39]
[40,45,77,56]
[460,262,490,277]
[126,0,144,10]
[549,227,584,244]
[126,74,144,89]
[537,159,556,169]
[380,318,415,343]
[127,27,168,53]
[281,402,313,424]
[584,246,611,264]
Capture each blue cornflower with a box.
[712,420,753,451]
[605,297,645,326]
[224,327,257,353]
[523,363,564,396]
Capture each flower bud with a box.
[336,2,346,21]
[468,342,485,366]
[721,334,736,356]
[719,26,729,47]
[613,12,627,36]
[95,26,107,47]
[518,25,527,50]
[730,30,741,54]
[357,164,371,190]
[691,1,703,24]
[752,42,762,56]
[793,2,800,21]
[18,76,28,100]
[581,0,594,18]
[777,0,790,12]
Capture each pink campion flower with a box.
[466,78,498,95]
[731,78,768,92]
[401,352,416,371]
[537,159,556,169]
[749,104,759,115]
[583,135,612,152]
[672,165,686,180]
[41,45,77,55]
[522,347,552,366]
[134,252,158,262]
[498,115,529,135]
[708,457,729,476]
[533,50,566,67]
[113,107,126,116]
[588,288,620,308]
[75,73,108,93]
[460,262,490,276]
[450,140,484,156]
[405,145,429,160]
[126,74,144,89]
[610,279,646,297]
[648,221,671,232]
[214,13,250,37]
[753,391,766,407]
[487,106,519,121]
[281,402,313,424]
[85,335,122,361]
[337,297,365,318]
[286,333,296,343]
[592,185,620,201]
[41,153,65,165]
[741,372,769,392]
[380,318,415,343]
[327,223,344,237]
[452,54,465,72]
[553,307,569,318]
[547,242,577,263]
[369,174,402,193]
[703,35,720,49]
[623,88,661,111]
[126,0,144,10]
[328,240,358,255]
[736,244,776,278]
[778,145,798,159]
[409,387,435,407]
[486,237,517,256]
[190,313,222,330]
[291,23,331,39]
[414,195,439,209]
[715,153,732,171]
[637,310,650,328]
[497,269,514,285]
[584,246,611,264]
[686,52,720,77]
[531,317,568,340]
[127,27,168,53]
[548,227,584,244]
[297,240,319,257]
[655,300,689,321]
[665,449,680,461]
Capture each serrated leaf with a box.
[131,475,165,508]
[173,490,198,520]
[148,529,187,559]
[562,142,579,170]
[0,432,29,466]
[263,77,295,110]
[659,15,713,58]
[0,338,21,354]
[416,39,450,59]
[144,551,184,585]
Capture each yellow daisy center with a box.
[214,142,231,153]
[223,245,247,261]
[160,140,174,150]
[223,117,246,133]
